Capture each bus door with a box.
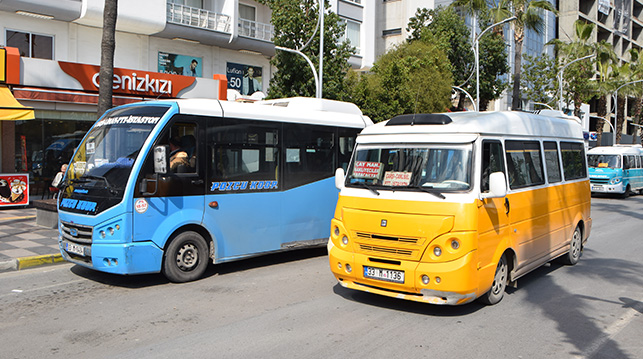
[477,140,510,276]
[134,117,207,248]
[203,118,282,259]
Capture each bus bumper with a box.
[328,240,478,305]
[59,238,164,275]
[590,182,624,194]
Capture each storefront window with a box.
[15,111,94,198]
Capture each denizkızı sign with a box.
[59,61,196,98]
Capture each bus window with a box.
[505,140,544,189]
[481,140,505,192]
[208,119,280,190]
[166,122,197,173]
[561,142,587,180]
[284,124,336,189]
[544,141,562,183]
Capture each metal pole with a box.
[453,86,476,112]
[474,16,516,111]
[275,46,319,97]
[318,0,324,99]
[558,54,595,111]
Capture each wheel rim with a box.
[176,242,199,271]
[491,257,507,295]
[570,228,581,260]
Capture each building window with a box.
[343,0,362,4]
[342,19,361,55]
[170,0,203,8]
[6,30,53,59]
[239,3,256,21]
[382,28,402,37]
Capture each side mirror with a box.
[154,145,170,174]
[335,168,345,190]
[480,172,507,200]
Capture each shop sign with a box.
[0,174,29,207]
[226,62,263,96]
[59,61,196,98]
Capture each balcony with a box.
[166,3,231,33]
[238,18,274,42]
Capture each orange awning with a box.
[0,84,35,121]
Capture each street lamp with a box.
[612,79,643,144]
[558,54,595,111]
[275,46,320,98]
[593,116,617,146]
[474,16,516,112]
[452,85,476,112]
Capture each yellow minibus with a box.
[328,111,592,305]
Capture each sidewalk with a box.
[0,206,62,272]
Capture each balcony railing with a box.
[167,3,231,33]
[238,18,274,42]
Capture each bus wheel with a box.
[163,231,209,283]
[621,185,631,198]
[560,225,582,265]
[479,254,508,305]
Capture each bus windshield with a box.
[587,154,621,169]
[346,144,472,193]
[60,105,171,214]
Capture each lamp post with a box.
[275,46,320,98]
[613,79,643,144]
[452,86,476,112]
[594,116,617,146]
[558,54,594,111]
[474,16,516,112]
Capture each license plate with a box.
[591,185,603,191]
[65,242,86,256]
[363,266,405,284]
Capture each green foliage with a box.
[407,6,508,110]
[341,40,453,123]
[521,54,556,106]
[259,0,353,100]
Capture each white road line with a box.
[0,279,86,299]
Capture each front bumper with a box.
[328,240,478,305]
[590,182,624,194]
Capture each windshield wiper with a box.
[353,181,380,196]
[415,185,445,199]
[75,175,119,195]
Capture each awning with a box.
[0,84,35,121]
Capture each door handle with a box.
[191,179,204,185]
[504,197,510,214]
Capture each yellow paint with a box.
[329,181,591,305]
[17,254,64,270]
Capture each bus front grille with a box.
[60,221,93,244]
[590,178,609,184]
[356,232,418,244]
[359,244,414,257]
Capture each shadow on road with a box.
[69,246,328,288]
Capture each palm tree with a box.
[490,0,558,110]
[593,40,617,145]
[97,0,118,118]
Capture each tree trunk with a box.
[97,0,118,118]
[616,95,625,144]
[511,30,524,110]
[596,95,607,145]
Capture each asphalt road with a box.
[1,195,642,359]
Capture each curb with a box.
[0,253,64,273]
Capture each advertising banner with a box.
[226,62,263,96]
[158,52,202,77]
[0,174,29,207]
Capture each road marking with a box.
[576,298,642,358]
[0,279,86,299]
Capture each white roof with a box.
[587,145,643,155]
[359,111,583,143]
[169,97,372,129]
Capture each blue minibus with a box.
[58,97,372,282]
[587,144,643,197]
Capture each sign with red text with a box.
[382,171,412,186]
[353,161,382,179]
[0,174,29,206]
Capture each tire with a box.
[162,231,209,283]
[621,185,631,198]
[479,254,508,305]
[560,225,582,265]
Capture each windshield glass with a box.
[346,144,473,192]
[60,105,170,214]
[587,154,621,169]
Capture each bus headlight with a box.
[334,227,340,236]
[451,239,460,250]
[433,246,442,257]
[609,177,622,185]
[342,236,349,245]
